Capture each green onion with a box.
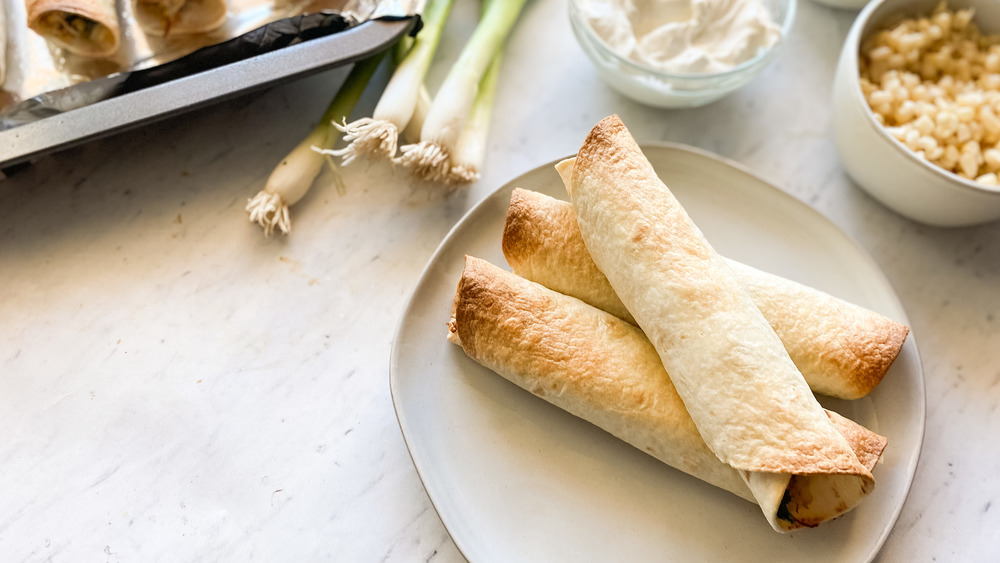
[331,0,454,165]
[449,52,501,184]
[246,52,384,236]
[398,0,527,182]
[402,85,433,145]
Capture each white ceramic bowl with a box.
[568,0,796,108]
[832,0,1000,227]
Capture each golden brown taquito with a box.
[566,116,878,531]
[502,187,909,399]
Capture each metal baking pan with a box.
[0,16,415,170]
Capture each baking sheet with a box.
[1,0,416,104]
[0,0,420,168]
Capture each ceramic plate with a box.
[390,144,924,562]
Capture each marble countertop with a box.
[2,0,998,561]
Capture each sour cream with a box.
[580,0,782,74]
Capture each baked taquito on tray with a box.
[132,0,227,36]
[27,0,120,57]
[448,257,888,531]
[502,187,909,400]
[563,115,881,531]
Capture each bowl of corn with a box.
[833,0,1000,226]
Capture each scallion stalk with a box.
[330,0,454,165]
[398,0,527,182]
[246,52,384,236]
[449,52,501,184]
[402,85,433,145]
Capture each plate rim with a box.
[389,141,926,562]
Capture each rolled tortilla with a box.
[567,116,877,531]
[502,187,909,399]
[448,256,888,530]
[26,0,120,57]
[132,0,226,36]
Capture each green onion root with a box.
[330,0,454,165]
[246,52,384,236]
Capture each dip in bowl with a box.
[569,0,796,108]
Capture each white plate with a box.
[390,144,925,563]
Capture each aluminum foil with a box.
[0,0,423,125]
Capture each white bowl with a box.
[832,0,1000,227]
[568,0,796,108]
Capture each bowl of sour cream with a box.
[569,0,797,108]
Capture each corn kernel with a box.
[914,114,935,135]
[936,111,959,137]
[917,136,939,152]
[869,90,894,106]
[976,172,1000,185]
[983,148,1000,170]
[941,144,961,168]
[957,123,972,143]
[959,153,978,177]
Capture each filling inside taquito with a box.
[28,0,120,57]
[565,115,878,531]
[502,186,909,400]
[448,256,887,531]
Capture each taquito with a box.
[567,116,877,531]
[502,187,909,399]
[132,0,226,36]
[448,256,888,531]
[26,0,120,57]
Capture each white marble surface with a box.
[1,0,998,561]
